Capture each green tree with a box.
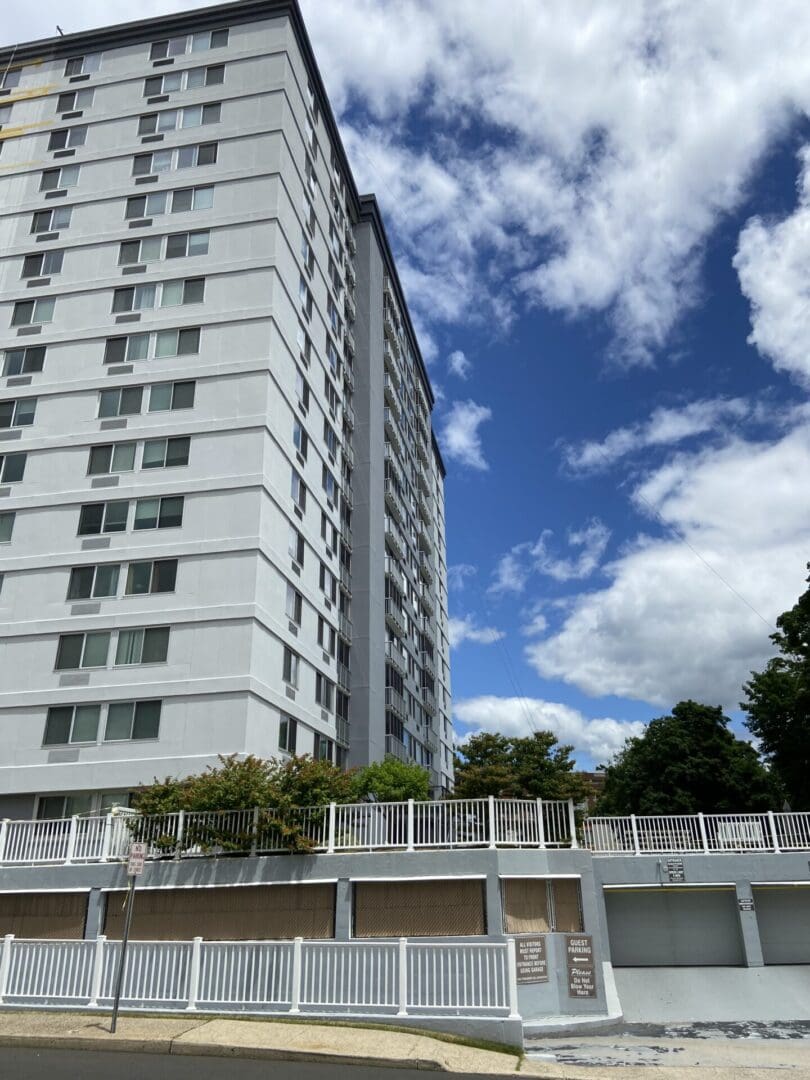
[452,731,591,803]
[352,756,430,802]
[742,566,810,809]
[596,701,779,815]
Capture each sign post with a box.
[110,842,147,1034]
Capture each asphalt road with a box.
[5,1047,504,1080]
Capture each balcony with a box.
[343,361,355,394]
[340,517,352,548]
[344,259,356,288]
[384,733,408,762]
[342,440,354,470]
[383,308,400,349]
[385,685,406,720]
[416,488,432,525]
[383,339,401,388]
[419,552,434,586]
[344,326,356,357]
[419,582,435,617]
[385,639,406,676]
[342,479,353,510]
[425,728,439,754]
[415,431,429,466]
[383,408,402,457]
[384,555,406,590]
[385,598,406,638]
[339,563,351,593]
[345,225,356,255]
[339,612,352,641]
[384,478,405,524]
[343,399,355,429]
[419,615,435,645]
[336,716,350,747]
[421,687,437,716]
[344,291,356,324]
[421,649,435,677]
[337,662,351,692]
[384,516,405,562]
[383,373,402,420]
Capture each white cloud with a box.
[564,398,754,471]
[735,144,810,388]
[447,350,472,380]
[527,420,810,707]
[448,616,505,649]
[532,520,611,582]
[489,519,610,593]
[440,400,492,470]
[447,563,477,591]
[13,3,810,362]
[453,695,644,765]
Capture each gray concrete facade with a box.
[0,0,453,816]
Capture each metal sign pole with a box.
[110,841,146,1034]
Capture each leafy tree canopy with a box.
[352,755,431,802]
[452,731,591,803]
[596,700,779,815]
[742,565,810,809]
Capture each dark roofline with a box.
[1,0,445,475]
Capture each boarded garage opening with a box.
[753,886,810,964]
[605,887,744,966]
[502,878,584,933]
[104,884,335,940]
[354,879,485,937]
[0,892,86,939]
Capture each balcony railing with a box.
[385,639,407,675]
[583,812,810,854]
[0,806,806,868]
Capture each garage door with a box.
[0,892,87,939]
[753,886,810,964]
[104,884,336,940]
[605,887,744,966]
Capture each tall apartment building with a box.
[0,0,453,819]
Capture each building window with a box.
[0,398,36,428]
[314,733,333,762]
[40,165,80,191]
[132,141,217,176]
[295,369,310,412]
[149,380,195,411]
[112,277,204,313]
[115,626,170,665]
[98,387,143,418]
[137,102,221,135]
[323,420,338,459]
[3,346,45,376]
[0,512,15,543]
[282,646,300,688]
[143,64,224,96]
[299,276,313,319]
[104,327,200,364]
[289,525,305,566]
[78,500,129,535]
[126,558,177,595]
[56,89,94,112]
[104,700,161,741]
[31,207,72,234]
[0,454,26,483]
[301,232,315,276]
[317,616,336,656]
[292,418,308,460]
[48,125,87,151]
[297,323,312,366]
[322,465,336,504]
[149,28,228,60]
[11,298,54,327]
[125,191,167,219]
[291,468,307,512]
[286,582,303,625]
[141,435,190,469]
[55,631,110,670]
[166,230,209,258]
[67,564,120,600]
[64,54,101,76]
[319,562,337,604]
[22,250,63,279]
[1,68,22,90]
[170,184,214,213]
[133,495,184,530]
[315,673,334,711]
[43,704,100,746]
[278,716,297,753]
[87,442,136,475]
[118,237,162,266]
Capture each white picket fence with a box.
[0,935,519,1020]
[584,811,810,854]
[0,797,577,866]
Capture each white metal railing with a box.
[0,798,576,867]
[583,811,810,854]
[0,935,519,1021]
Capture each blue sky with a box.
[8,0,810,766]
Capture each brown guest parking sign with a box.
[566,934,596,998]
